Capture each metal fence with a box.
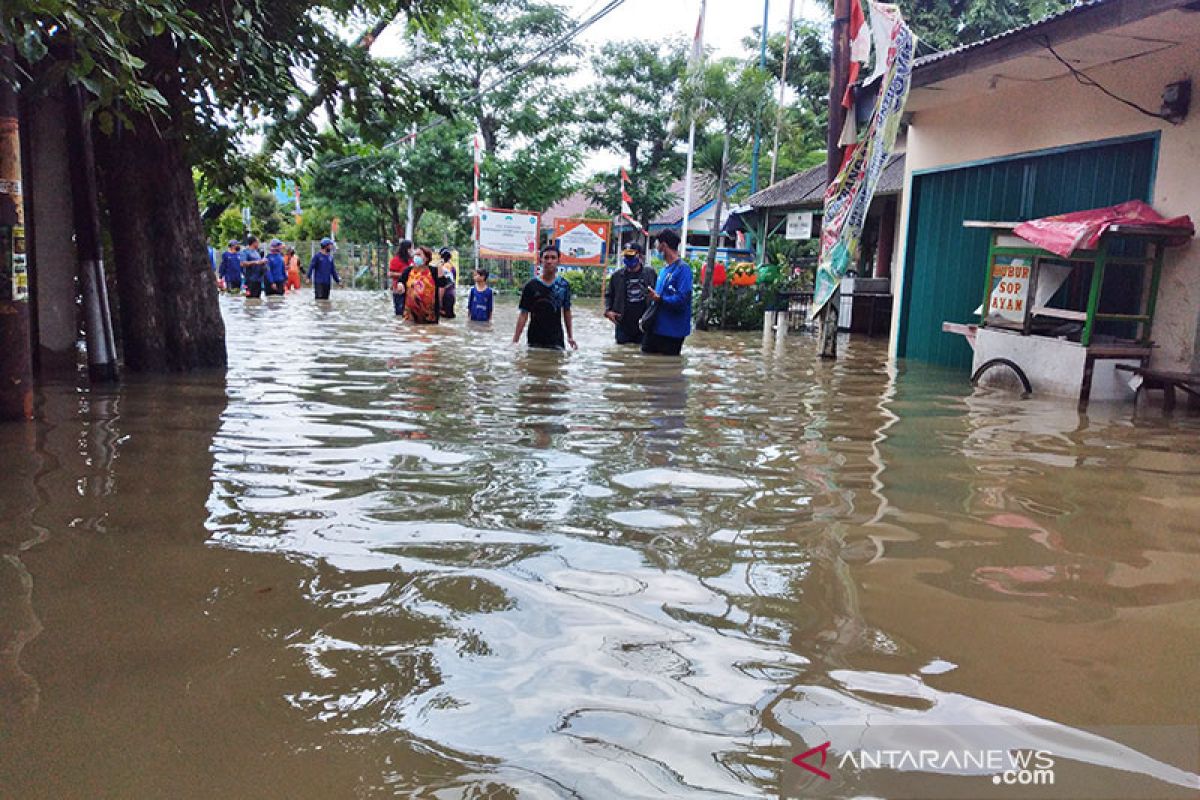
[777,291,815,331]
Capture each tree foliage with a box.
[577,39,688,227]
[397,0,580,212]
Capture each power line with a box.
[324,0,628,170]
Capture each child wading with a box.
[285,247,302,292]
[468,268,493,322]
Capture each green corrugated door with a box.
[898,136,1157,369]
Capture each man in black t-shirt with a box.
[604,243,657,345]
[513,246,577,350]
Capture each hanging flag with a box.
[839,0,872,148]
[814,1,914,317]
[690,0,706,65]
[619,167,643,231]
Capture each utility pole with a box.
[404,121,416,241]
[819,0,851,360]
[769,0,796,187]
[749,0,770,196]
[65,85,118,382]
[0,44,33,420]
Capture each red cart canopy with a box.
[1013,200,1194,258]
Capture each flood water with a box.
[1,291,1198,798]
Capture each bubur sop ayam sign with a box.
[987,257,1031,325]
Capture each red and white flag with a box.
[619,167,643,230]
[840,0,872,148]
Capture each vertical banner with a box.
[553,219,610,265]
[478,208,540,260]
[813,1,914,316]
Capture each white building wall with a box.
[892,30,1200,371]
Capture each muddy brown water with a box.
[1,291,1197,798]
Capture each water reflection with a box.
[0,292,1197,797]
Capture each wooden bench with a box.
[1115,365,1200,411]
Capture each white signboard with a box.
[987,257,1031,325]
[479,209,540,260]
[557,222,605,264]
[786,211,814,240]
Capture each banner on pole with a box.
[479,208,540,260]
[814,1,914,316]
[553,219,610,265]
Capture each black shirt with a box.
[519,275,572,349]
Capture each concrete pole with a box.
[749,0,769,195]
[65,85,118,382]
[769,0,796,187]
[819,0,851,360]
[24,86,79,369]
[0,44,34,420]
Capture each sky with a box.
[372,0,829,175]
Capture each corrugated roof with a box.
[913,0,1110,70]
[747,153,906,211]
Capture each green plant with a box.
[562,268,604,298]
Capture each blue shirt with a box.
[308,251,340,284]
[650,259,693,339]
[240,247,266,281]
[468,286,494,321]
[219,251,243,283]
[266,252,287,282]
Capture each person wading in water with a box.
[512,246,577,350]
[395,245,450,324]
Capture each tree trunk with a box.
[92,36,226,372]
[697,133,730,331]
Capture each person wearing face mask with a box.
[603,242,657,345]
[642,229,693,356]
[395,245,450,324]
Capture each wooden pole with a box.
[0,44,34,420]
[819,0,851,359]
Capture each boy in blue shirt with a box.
[642,229,693,356]
[308,238,340,299]
[468,268,493,322]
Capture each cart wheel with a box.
[971,358,1032,397]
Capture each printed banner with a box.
[553,218,610,265]
[479,208,540,260]
[814,1,915,316]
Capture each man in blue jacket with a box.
[642,229,693,356]
[218,240,243,293]
[309,238,340,299]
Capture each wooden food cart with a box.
[943,220,1191,408]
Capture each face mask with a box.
[623,255,639,268]
[414,256,425,266]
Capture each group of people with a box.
[215,227,693,358]
[386,241,473,324]
[513,228,693,356]
[217,236,341,299]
